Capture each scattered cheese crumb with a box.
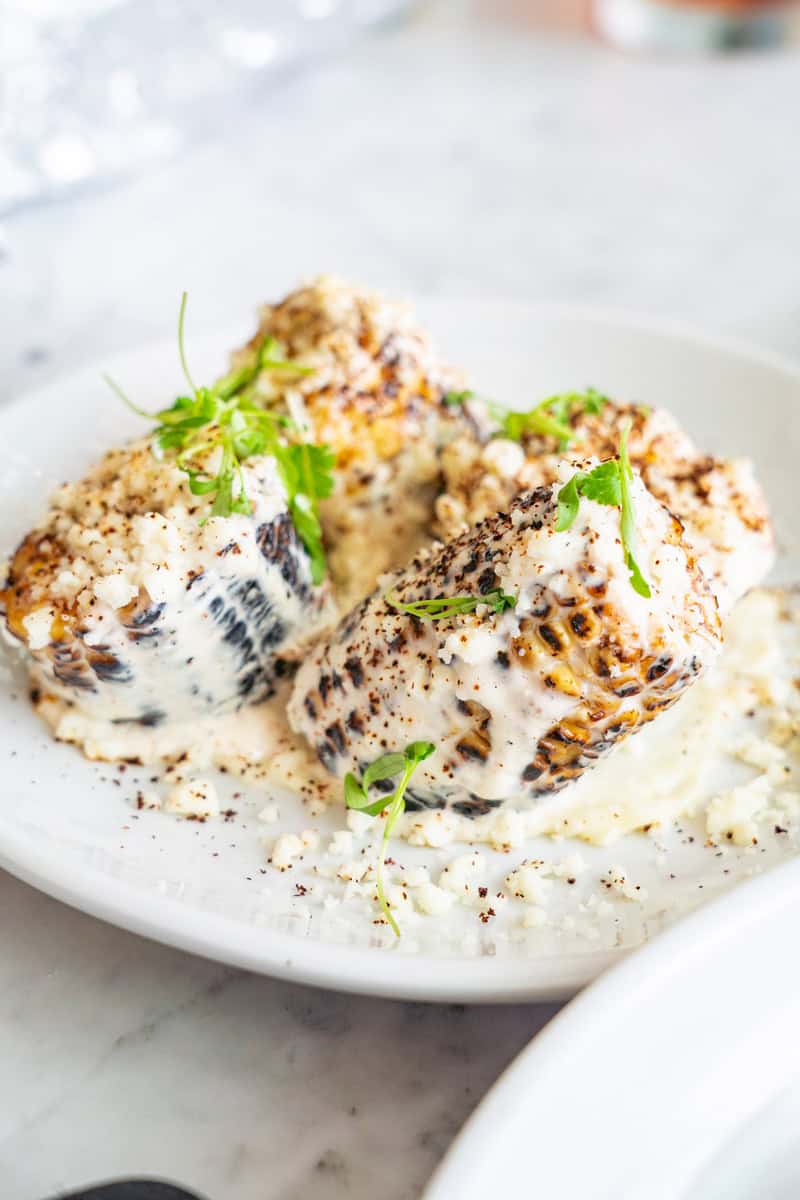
[21,607,56,651]
[346,810,375,837]
[734,736,786,773]
[705,774,773,845]
[438,853,486,901]
[165,778,218,819]
[413,882,455,916]
[601,865,648,902]
[337,859,373,883]
[328,830,355,857]
[271,833,305,870]
[504,863,553,906]
[258,803,280,825]
[402,865,431,888]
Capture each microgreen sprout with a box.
[444,387,608,449]
[443,389,476,407]
[106,293,334,582]
[344,741,436,936]
[385,588,517,620]
[555,421,651,598]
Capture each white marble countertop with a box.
[1,5,799,1198]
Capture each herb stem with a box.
[385,587,516,620]
[177,291,198,397]
[104,372,153,419]
[375,758,416,938]
[617,420,651,598]
[343,741,436,937]
[107,291,333,579]
[555,422,651,597]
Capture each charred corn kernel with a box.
[289,465,722,813]
[436,398,774,615]
[1,437,331,727]
[230,276,469,607]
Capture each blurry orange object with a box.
[479,1,590,27]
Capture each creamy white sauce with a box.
[11,441,333,725]
[287,467,721,803]
[35,585,796,850]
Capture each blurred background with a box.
[1,0,799,391]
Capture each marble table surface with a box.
[1,4,799,1198]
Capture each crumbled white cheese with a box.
[346,810,375,837]
[437,853,486,903]
[480,437,526,478]
[328,830,355,857]
[601,865,648,902]
[734,736,787,773]
[550,853,587,880]
[21,607,55,651]
[271,833,305,870]
[405,809,462,848]
[337,859,372,883]
[413,882,455,916]
[92,573,139,610]
[705,774,773,846]
[504,863,553,906]
[402,865,431,888]
[165,778,218,819]
[258,803,280,825]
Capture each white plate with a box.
[425,855,800,1198]
[1,300,798,1003]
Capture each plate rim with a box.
[0,820,621,1002]
[2,298,799,1005]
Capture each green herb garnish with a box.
[555,422,651,598]
[443,389,476,407]
[344,741,436,937]
[107,294,334,582]
[385,588,517,620]
[616,420,651,599]
[444,387,608,449]
[276,442,336,585]
[499,388,608,448]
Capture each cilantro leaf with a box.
[579,458,621,507]
[555,472,585,532]
[344,741,436,937]
[275,443,336,585]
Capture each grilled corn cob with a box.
[2,437,328,726]
[435,400,773,614]
[289,464,722,812]
[230,276,466,607]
